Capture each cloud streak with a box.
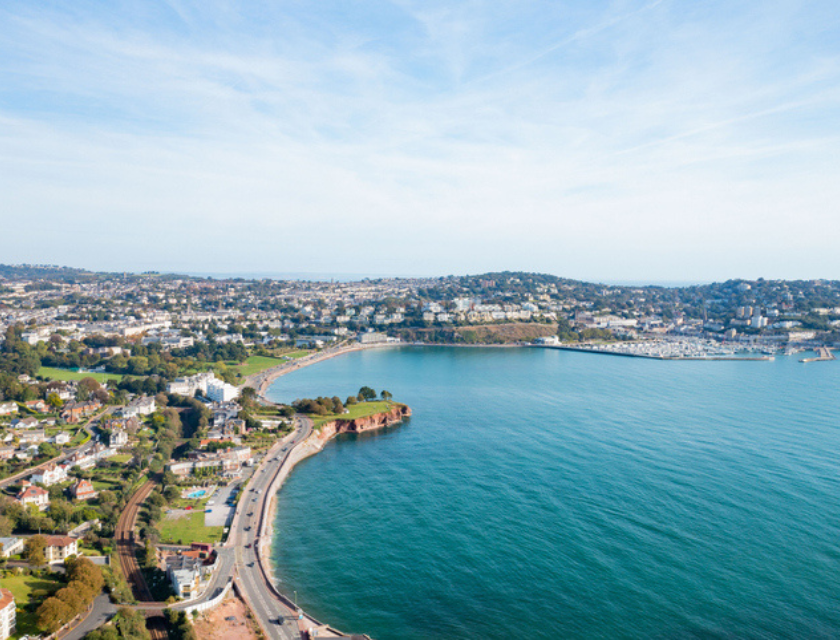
[1,0,839,281]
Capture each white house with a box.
[17,485,49,510]
[109,429,129,448]
[0,402,17,416]
[123,396,156,418]
[0,537,24,558]
[31,463,68,487]
[43,536,79,563]
[0,588,15,640]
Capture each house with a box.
[19,429,46,445]
[123,396,156,418]
[0,588,15,640]
[0,447,15,461]
[61,400,100,423]
[165,551,217,598]
[108,429,129,448]
[24,400,49,413]
[12,417,39,429]
[53,432,71,445]
[0,402,17,416]
[69,479,97,501]
[43,536,79,563]
[16,485,49,510]
[103,416,140,434]
[45,382,74,401]
[31,463,68,487]
[0,537,24,558]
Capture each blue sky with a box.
[1,0,838,281]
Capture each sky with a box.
[1,0,839,282]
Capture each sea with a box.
[265,346,840,639]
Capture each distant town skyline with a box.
[2,1,838,281]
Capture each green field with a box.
[0,572,62,638]
[38,367,123,383]
[282,350,310,359]
[158,509,224,545]
[231,355,286,377]
[108,454,133,464]
[312,400,395,428]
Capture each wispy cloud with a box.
[1,0,839,280]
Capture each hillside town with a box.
[0,265,838,639]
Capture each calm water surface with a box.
[266,347,840,639]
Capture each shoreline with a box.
[244,342,401,397]
[254,408,410,639]
[245,340,793,399]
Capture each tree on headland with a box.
[380,390,392,401]
[358,386,376,401]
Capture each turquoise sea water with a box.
[267,347,840,639]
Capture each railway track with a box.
[115,479,156,603]
[144,612,169,640]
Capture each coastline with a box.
[244,342,402,396]
[254,407,410,639]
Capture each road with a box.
[229,416,316,640]
[60,594,118,640]
[105,415,348,639]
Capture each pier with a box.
[800,347,835,363]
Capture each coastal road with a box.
[229,416,317,640]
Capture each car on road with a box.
[244,543,251,548]
[245,526,251,531]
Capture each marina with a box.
[544,338,780,361]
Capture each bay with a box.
[266,346,840,639]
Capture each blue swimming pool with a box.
[186,489,206,499]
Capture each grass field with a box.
[1,572,62,637]
[38,367,124,383]
[282,350,310,359]
[108,454,133,464]
[158,509,224,545]
[230,355,285,377]
[312,400,395,428]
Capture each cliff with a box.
[316,403,411,441]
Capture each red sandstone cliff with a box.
[316,404,411,441]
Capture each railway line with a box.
[115,479,156,603]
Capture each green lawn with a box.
[109,454,133,464]
[282,350,310,359]
[38,367,123,383]
[312,400,395,428]
[231,355,286,377]
[158,509,224,545]
[92,478,122,491]
[0,572,62,638]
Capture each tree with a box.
[358,386,377,401]
[24,533,47,565]
[380,390,393,401]
[36,597,74,633]
[47,392,64,409]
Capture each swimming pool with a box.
[186,489,206,499]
